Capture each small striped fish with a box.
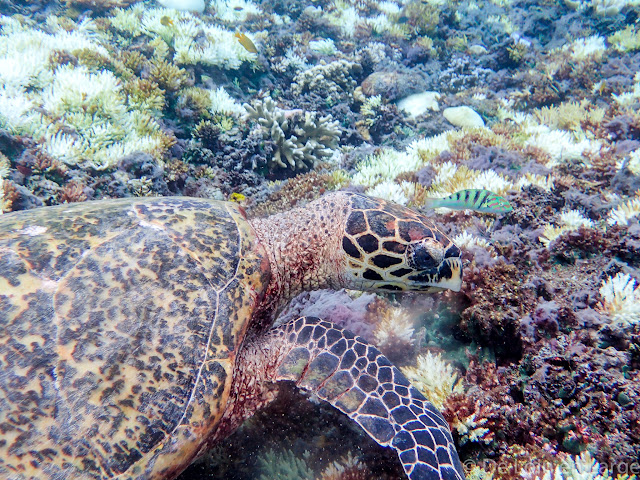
[424,189,513,213]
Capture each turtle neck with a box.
[249,193,351,324]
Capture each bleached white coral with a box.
[373,306,416,350]
[367,181,409,205]
[352,149,422,188]
[539,209,594,247]
[0,17,107,93]
[524,125,601,167]
[0,89,36,133]
[211,0,262,23]
[454,232,497,257]
[110,6,258,69]
[597,273,640,326]
[561,35,606,60]
[407,132,453,161]
[613,71,640,106]
[516,173,555,191]
[469,170,512,196]
[309,38,337,55]
[560,209,595,229]
[607,192,640,226]
[327,1,364,37]
[209,87,244,116]
[42,66,126,118]
[622,149,640,175]
[453,410,491,446]
[401,352,463,410]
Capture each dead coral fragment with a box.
[244,98,340,171]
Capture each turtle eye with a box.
[406,240,442,271]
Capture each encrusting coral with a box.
[244,97,341,173]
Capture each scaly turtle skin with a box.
[0,192,465,480]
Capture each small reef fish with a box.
[160,16,174,27]
[235,32,258,54]
[229,192,246,203]
[233,6,244,10]
[424,189,513,213]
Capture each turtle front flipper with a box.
[239,317,466,480]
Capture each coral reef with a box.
[3,0,640,478]
[244,97,341,174]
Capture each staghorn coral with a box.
[123,78,165,113]
[148,58,188,93]
[244,98,340,173]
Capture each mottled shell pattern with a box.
[0,197,269,479]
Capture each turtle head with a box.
[338,193,462,293]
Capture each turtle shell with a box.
[0,197,269,479]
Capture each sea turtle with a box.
[0,192,466,480]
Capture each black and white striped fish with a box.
[424,189,513,213]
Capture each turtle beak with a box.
[407,256,463,292]
[437,257,463,292]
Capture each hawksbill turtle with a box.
[0,192,466,480]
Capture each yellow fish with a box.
[160,16,174,27]
[235,32,258,54]
[229,192,246,203]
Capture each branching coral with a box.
[0,15,174,170]
[244,98,340,172]
[109,6,258,69]
[401,351,463,410]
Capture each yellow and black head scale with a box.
[340,193,462,292]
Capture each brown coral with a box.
[459,262,535,361]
